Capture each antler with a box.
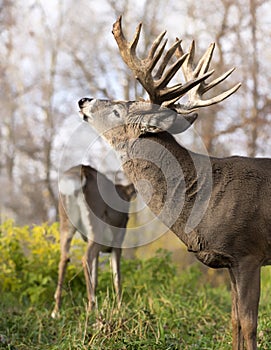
[112,16,212,106]
[112,16,241,113]
[173,40,242,113]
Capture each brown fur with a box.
[79,97,271,350]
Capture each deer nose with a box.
[78,97,93,108]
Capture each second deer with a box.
[52,164,135,318]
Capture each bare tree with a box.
[1,0,271,227]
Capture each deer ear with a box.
[142,109,198,134]
[166,113,198,134]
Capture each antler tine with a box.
[201,82,242,106]
[148,38,168,74]
[154,39,183,79]
[162,70,214,107]
[181,40,196,80]
[202,67,236,94]
[113,16,140,68]
[130,23,142,54]
[173,82,242,114]
[194,43,215,77]
[156,52,188,89]
[147,30,167,60]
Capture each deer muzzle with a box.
[78,97,97,122]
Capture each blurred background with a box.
[1,0,271,266]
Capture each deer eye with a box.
[113,109,120,118]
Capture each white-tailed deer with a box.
[77,17,271,349]
[51,164,135,318]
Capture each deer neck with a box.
[120,131,212,237]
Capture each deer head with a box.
[79,16,240,148]
[78,98,197,144]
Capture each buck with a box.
[78,17,271,350]
[51,164,134,318]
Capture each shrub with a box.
[0,220,85,305]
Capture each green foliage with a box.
[0,220,85,305]
[0,220,58,304]
[0,221,271,349]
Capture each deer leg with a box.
[229,269,244,350]
[229,260,260,350]
[52,225,75,318]
[111,247,122,307]
[82,242,100,311]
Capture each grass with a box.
[0,253,271,349]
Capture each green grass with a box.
[1,250,271,349]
